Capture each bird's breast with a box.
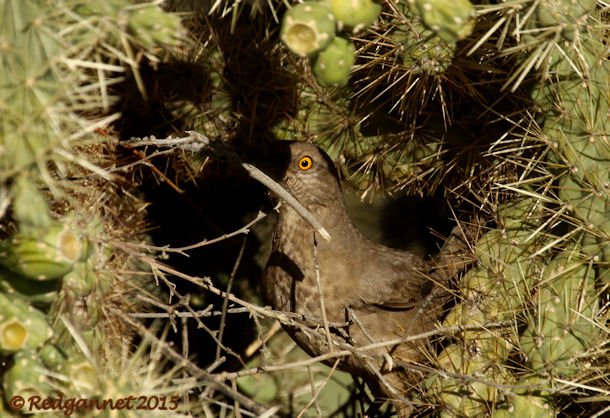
[262,206,356,323]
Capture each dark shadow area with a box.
[106,7,300,374]
[378,193,454,256]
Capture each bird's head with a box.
[260,141,343,211]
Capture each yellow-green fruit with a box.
[0,293,53,353]
[281,1,336,57]
[39,343,66,371]
[62,357,101,397]
[493,392,555,417]
[475,228,535,269]
[3,350,52,401]
[408,0,475,42]
[327,0,381,32]
[497,197,545,230]
[433,343,511,416]
[0,224,85,281]
[62,262,96,297]
[312,36,356,87]
[535,0,597,41]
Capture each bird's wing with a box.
[357,247,432,311]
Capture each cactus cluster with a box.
[268,0,610,415]
[0,0,191,415]
[419,0,609,414]
[281,1,382,87]
[2,0,608,416]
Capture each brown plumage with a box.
[260,141,468,415]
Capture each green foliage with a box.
[1,0,608,416]
[0,0,190,415]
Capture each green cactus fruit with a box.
[312,36,356,87]
[0,266,60,306]
[520,245,600,376]
[429,343,513,416]
[0,317,28,352]
[443,301,514,362]
[73,0,124,17]
[461,261,535,310]
[0,223,85,281]
[128,4,183,47]
[327,0,381,32]
[460,264,530,321]
[3,350,52,402]
[407,0,475,42]
[0,293,53,353]
[62,262,96,298]
[62,357,100,397]
[11,175,52,233]
[281,1,336,57]
[39,343,66,371]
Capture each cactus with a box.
[0,0,194,415]
[0,266,59,306]
[398,22,456,75]
[1,0,609,416]
[0,224,85,281]
[3,350,52,401]
[520,244,601,377]
[281,1,337,57]
[406,0,475,42]
[312,36,356,87]
[0,293,53,353]
[327,0,382,32]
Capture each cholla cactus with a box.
[312,36,356,87]
[328,0,382,32]
[2,0,608,416]
[0,0,193,415]
[281,1,337,56]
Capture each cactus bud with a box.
[408,0,475,42]
[0,223,85,281]
[312,36,356,87]
[3,350,52,401]
[0,293,53,353]
[281,2,336,57]
[327,0,381,32]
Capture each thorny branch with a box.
[124,131,331,241]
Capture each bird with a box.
[260,141,472,415]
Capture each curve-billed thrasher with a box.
[261,141,471,415]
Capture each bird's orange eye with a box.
[298,155,313,171]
